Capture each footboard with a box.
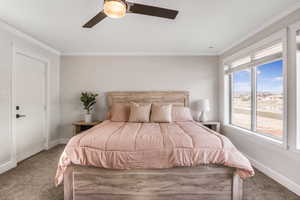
[64,165,243,200]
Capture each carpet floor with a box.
[0,145,299,200]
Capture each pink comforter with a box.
[55,120,254,185]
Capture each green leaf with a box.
[80,92,99,112]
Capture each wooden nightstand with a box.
[201,121,221,132]
[72,121,102,135]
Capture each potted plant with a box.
[80,92,98,123]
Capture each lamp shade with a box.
[195,99,210,112]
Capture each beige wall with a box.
[60,55,219,139]
[221,9,300,59]
[219,8,300,192]
[0,25,60,171]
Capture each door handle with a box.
[16,114,26,119]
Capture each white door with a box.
[14,52,46,162]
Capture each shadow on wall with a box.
[190,101,199,121]
[93,92,107,121]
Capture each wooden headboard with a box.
[107,91,190,108]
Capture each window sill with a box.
[223,124,287,150]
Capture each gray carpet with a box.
[0,145,299,200]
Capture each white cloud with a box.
[256,70,261,75]
[274,77,283,81]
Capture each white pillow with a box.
[172,107,193,122]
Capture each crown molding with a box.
[218,2,300,55]
[0,19,61,55]
[61,52,219,56]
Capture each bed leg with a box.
[64,166,74,200]
[232,172,243,200]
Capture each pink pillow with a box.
[172,107,193,122]
[151,104,173,123]
[110,103,130,122]
[129,102,152,123]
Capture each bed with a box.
[56,91,254,200]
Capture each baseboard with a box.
[0,138,70,174]
[0,138,70,175]
[59,138,70,144]
[0,160,17,174]
[48,138,70,149]
[17,142,45,162]
[48,139,61,149]
[245,154,300,196]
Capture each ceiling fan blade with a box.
[127,2,178,20]
[83,11,107,28]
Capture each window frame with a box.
[289,22,300,152]
[223,29,288,149]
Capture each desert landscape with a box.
[232,92,283,138]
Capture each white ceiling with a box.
[0,0,298,55]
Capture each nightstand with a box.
[72,121,102,135]
[201,121,221,132]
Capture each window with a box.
[296,29,300,149]
[231,56,251,68]
[225,41,285,140]
[256,60,283,138]
[231,69,252,130]
[288,23,300,151]
[254,43,283,60]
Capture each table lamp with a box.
[196,99,210,122]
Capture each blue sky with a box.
[233,60,283,93]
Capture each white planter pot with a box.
[84,114,92,123]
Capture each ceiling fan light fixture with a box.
[83,0,178,28]
[104,0,127,19]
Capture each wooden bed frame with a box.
[64,91,243,200]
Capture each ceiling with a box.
[0,0,298,55]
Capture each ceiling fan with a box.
[83,0,179,28]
